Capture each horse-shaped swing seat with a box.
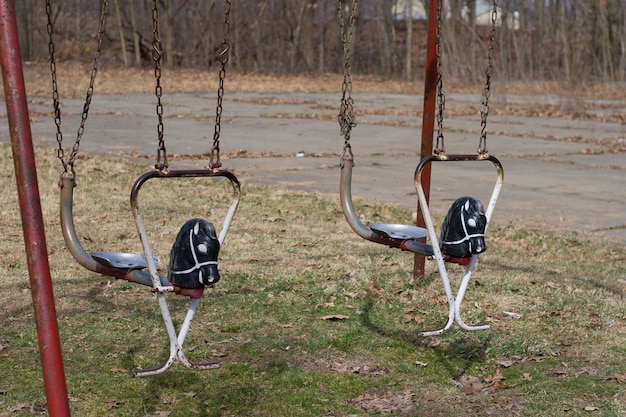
[60,168,240,376]
[340,153,503,336]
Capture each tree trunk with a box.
[113,0,129,66]
[405,0,412,80]
[130,0,141,66]
[378,0,393,77]
[15,1,33,61]
[298,0,316,72]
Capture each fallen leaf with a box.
[578,367,597,376]
[605,372,626,383]
[496,359,514,368]
[277,323,292,328]
[105,400,123,410]
[584,406,599,412]
[150,411,172,417]
[427,339,441,348]
[458,375,484,395]
[320,315,349,320]
[318,384,335,395]
[522,372,533,381]
[350,390,413,414]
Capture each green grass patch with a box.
[0,145,625,416]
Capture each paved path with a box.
[4,90,626,247]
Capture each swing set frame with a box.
[0,0,501,414]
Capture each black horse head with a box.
[168,218,221,289]
[440,196,487,259]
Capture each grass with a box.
[0,143,624,416]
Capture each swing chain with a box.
[47,0,108,179]
[210,0,232,170]
[434,0,446,157]
[152,0,168,172]
[337,0,358,162]
[478,0,498,157]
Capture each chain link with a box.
[478,0,498,156]
[151,0,168,172]
[337,0,358,161]
[47,0,108,178]
[434,0,446,156]
[210,0,232,170]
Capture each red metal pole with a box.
[0,1,71,416]
[414,0,438,278]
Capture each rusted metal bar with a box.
[414,0,439,278]
[0,1,71,415]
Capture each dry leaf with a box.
[496,359,514,368]
[350,390,413,414]
[320,314,349,320]
[105,400,123,410]
[605,372,626,383]
[578,367,597,376]
[459,375,484,395]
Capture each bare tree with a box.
[112,0,129,66]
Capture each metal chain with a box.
[210,0,232,170]
[478,0,498,156]
[434,0,446,156]
[337,0,358,161]
[47,0,108,178]
[152,0,168,171]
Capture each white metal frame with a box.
[129,169,240,377]
[339,153,503,336]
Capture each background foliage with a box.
[15,0,626,82]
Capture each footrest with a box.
[91,252,160,272]
[369,223,428,241]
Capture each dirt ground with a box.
[2,62,626,246]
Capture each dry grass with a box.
[14,61,626,100]
[0,143,625,416]
[1,63,625,416]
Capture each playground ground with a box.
[1,69,625,416]
[13,82,626,247]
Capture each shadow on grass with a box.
[359,290,494,379]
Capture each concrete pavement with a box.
[5,89,626,246]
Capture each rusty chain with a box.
[210,0,232,170]
[337,0,358,162]
[478,0,498,156]
[151,0,168,171]
[47,0,108,179]
[434,0,446,156]
[435,0,498,157]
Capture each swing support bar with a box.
[414,154,504,336]
[0,1,71,414]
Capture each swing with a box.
[49,0,239,376]
[337,0,504,336]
